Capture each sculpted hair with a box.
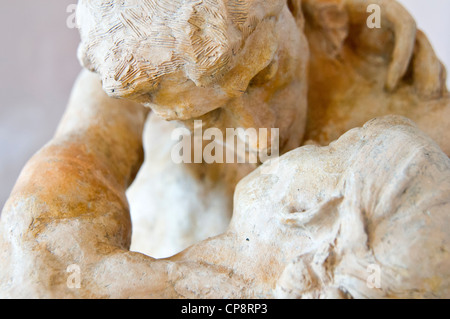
[76,0,286,98]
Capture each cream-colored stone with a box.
[1,90,448,297]
[303,0,450,155]
[123,0,450,257]
[76,0,309,154]
[1,0,449,298]
[127,113,255,258]
[77,1,310,257]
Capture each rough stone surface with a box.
[303,0,450,155]
[0,89,448,297]
[123,0,450,257]
[0,0,449,298]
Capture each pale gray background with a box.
[0,0,449,209]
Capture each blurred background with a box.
[0,0,449,209]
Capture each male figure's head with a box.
[76,0,309,154]
[231,116,450,298]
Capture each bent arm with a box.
[0,70,180,298]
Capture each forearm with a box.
[5,69,148,237]
[54,69,149,188]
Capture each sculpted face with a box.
[76,0,309,153]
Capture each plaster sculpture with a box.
[0,0,449,298]
[0,75,448,297]
[76,0,450,257]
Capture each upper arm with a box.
[0,69,152,297]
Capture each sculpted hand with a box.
[344,0,446,96]
[302,0,449,149]
[303,0,446,97]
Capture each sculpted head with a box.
[230,116,450,298]
[76,0,309,153]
